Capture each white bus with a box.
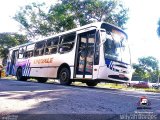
[6,22,132,86]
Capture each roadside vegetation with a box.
[132,56,159,83]
[96,83,160,93]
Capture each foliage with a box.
[0,32,27,58]
[14,2,51,38]
[157,18,160,37]
[132,56,159,82]
[14,0,129,38]
[139,56,159,71]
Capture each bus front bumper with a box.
[97,66,132,83]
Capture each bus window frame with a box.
[24,43,35,58]
[45,37,59,55]
[58,32,76,54]
[34,40,46,57]
[18,46,26,59]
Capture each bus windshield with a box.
[103,29,131,64]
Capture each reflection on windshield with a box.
[104,30,130,64]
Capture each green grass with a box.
[97,83,127,89]
[2,76,17,80]
[97,83,160,93]
[143,88,160,93]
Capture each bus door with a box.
[75,30,96,79]
[9,50,19,75]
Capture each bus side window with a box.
[45,37,59,55]
[24,51,33,58]
[19,47,26,59]
[24,44,35,58]
[59,33,76,53]
[34,41,46,56]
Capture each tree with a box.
[132,63,146,80]
[138,56,159,72]
[14,0,129,39]
[14,2,51,38]
[0,33,27,59]
[132,56,159,82]
[157,18,160,37]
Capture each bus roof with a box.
[9,22,127,50]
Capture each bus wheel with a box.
[37,78,48,83]
[86,82,98,87]
[16,68,27,81]
[59,68,72,85]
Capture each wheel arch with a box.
[57,63,71,79]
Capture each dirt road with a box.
[0,79,160,120]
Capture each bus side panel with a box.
[29,52,75,78]
[47,53,75,78]
[29,56,54,78]
[15,59,31,77]
[29,67,58,78]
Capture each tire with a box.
[37,78,48,83]
[86,82,98,87]
[59,67,72,85]
[16,68,27,81]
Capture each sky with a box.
[0,0,160,63]
[123,0,160,63]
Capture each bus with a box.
[6,22,132,86]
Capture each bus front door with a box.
[75,31,95,79]
[8,50,19,75]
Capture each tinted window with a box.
[34,41,46,56]
[59,33,76,53]
[24,44,35,58]
[94,31,100,65]
[19,46,26,59]
[45,37,59,55]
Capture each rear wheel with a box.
[16,68,27,81]
[37,78,48,83]
[59,67,72,85]
[86,82,98,87]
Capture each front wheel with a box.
[59,68,72,85]
[86,82,98,87]
[16,68,27,81]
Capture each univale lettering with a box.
[34,58,53,64]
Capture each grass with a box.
[97,83,160,93]
[2,76,17,80]
[143,88,160,93]
[97,83,127,89]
